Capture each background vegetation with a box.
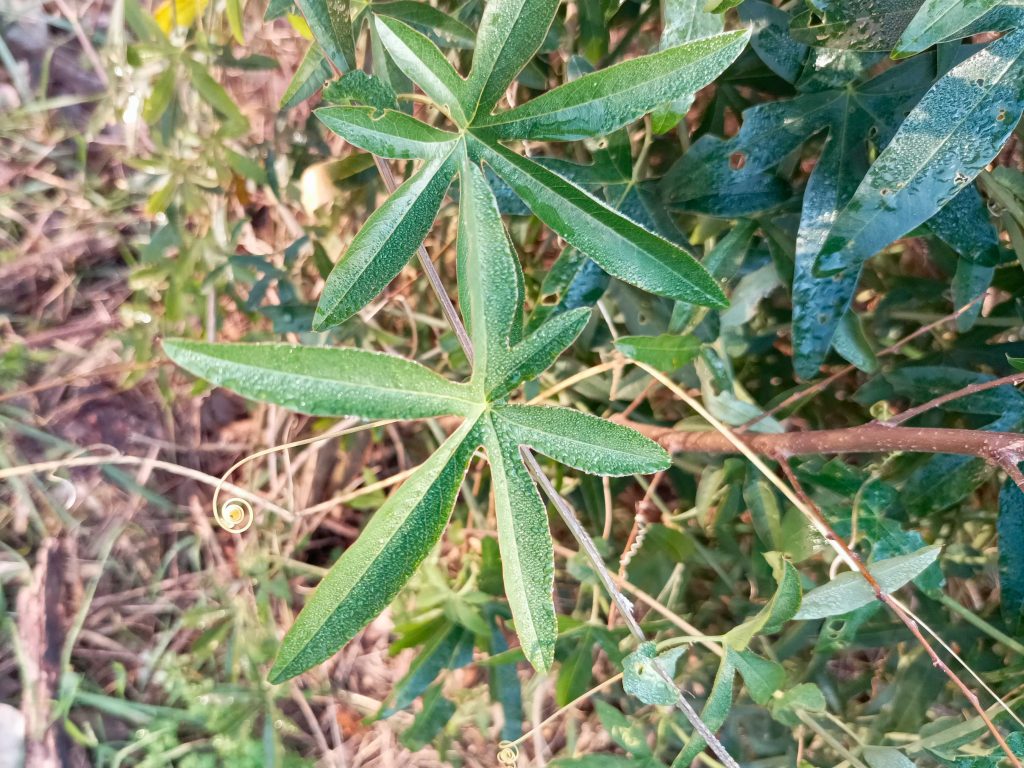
[4,0,1024,766]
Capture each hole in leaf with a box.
[729,151,747,170]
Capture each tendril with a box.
[496,741,518,766]
[210,418,399,534]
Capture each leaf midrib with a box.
[274,416,481,678]
[495,406,653,467]
[205,354,477,414]
[477,31,744,133]
[819,37,1024,267]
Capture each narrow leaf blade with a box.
[472,137,727,307]
[457,158,525,387]
[484,417,557,673]
[269,418,479,682]
[815,28,1024,276]
[491,308,591,398]
[314,148,458,329]
[293,0,355,72]
[492,404,670,476]
[162,340,476,419]
[374,14,468,124]
[476,30,749,141]
[466,0,560,119]
[794,545,942,620]
[316,105,459,159]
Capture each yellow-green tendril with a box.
[496,741,518,766]
[211,418,398,534]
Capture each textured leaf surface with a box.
[674,651,737,764]
[863,746,917,768]
[466,0,560,119]
[492,404,670,476]
[789,0,922,51]
[280,45,333,110]
[374,15,469,124]
[622,641,686,706]
[269,418,480,682]
[314,148,458,329]
[162,340,476,419]
[490,308,591,398]
[895,1,1024,58]
[999,480,1024,634]
[294,0,355,72]
[472,137,727,307]
[614,334,701,371]
[815,29,1024,276]
[652,0,725,131]
[795,545,942,620]
[474,31,749,141]
[483,417,557,673]
[317,106,460,159]
[373,1,475,48]
[457,159,525,391]
[323,70,399,110]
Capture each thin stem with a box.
[882,371,1024,427]
[370,156,475,365]
[936,594,1024,657]
[779,463,1023,767]
[795,711,870,768]
[634,362,1023,766]
[742,292,987,430]
[522,448,741,768]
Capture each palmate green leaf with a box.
[373,15,469,124]
[313,146,459,330]
[465,0,560,120]
[469,136,727,308]
[316,106,460,159]
[895,1,1024,59]
[457,159,525,390]
[483,416,557,673]
[474,30,749,142]
[493,404,671,476]
[161,340,476,419]
[293,0,355,73]
[794,545,942,620]
[268,417,480,683]
[815,28,1024,276]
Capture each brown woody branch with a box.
[620,420,1024,464]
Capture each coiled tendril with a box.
[496,741,518,766]
[210,418,398,534]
